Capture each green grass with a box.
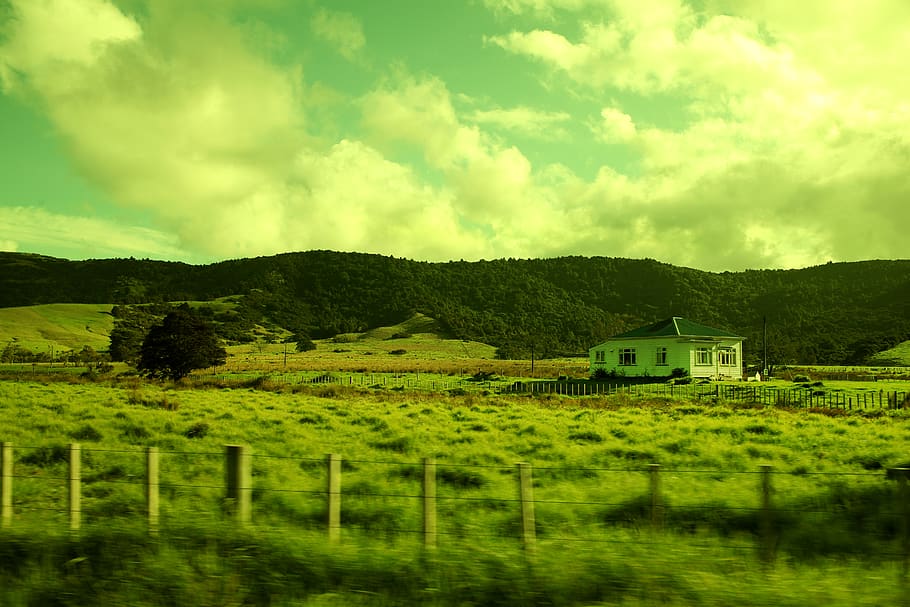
[1,379,908,604]
[869,339,910,366]
[0,304,114,353]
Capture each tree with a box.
[138,306,226,380]
[285,333,316,353]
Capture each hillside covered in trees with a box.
[1,251,908,366]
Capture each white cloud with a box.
[594,107,635,142]
[467,106,571,139]
[0,206,190,260]
[0,0,141,94]
[310,8,366,61]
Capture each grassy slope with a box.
[869,339,910,365]
[0,380,907,605]
[0,303,113,353]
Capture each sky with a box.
[1,0,908,271]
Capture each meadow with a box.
[1,378,909,605]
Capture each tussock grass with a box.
[1,380,908,604]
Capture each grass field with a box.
[869,339,910,366]
[1,379,908,605]
[0,303,114,353]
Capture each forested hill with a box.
[1,251,908,365]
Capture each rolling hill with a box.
[1,251,908,366]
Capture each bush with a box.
[183,422,210,439]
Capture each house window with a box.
[595,350,605,364]
[619,348,636,366]
[656,347,668,366]
[695,347,713,366]
[718,348,736,366]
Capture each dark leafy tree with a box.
[286,333,316,352]
[138,306,226,380]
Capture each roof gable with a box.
[611,317,742,339]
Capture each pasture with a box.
[0,378,908,605]
[0,303,114,353]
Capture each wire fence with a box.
[1,441,908,564]
[187,371,910,410]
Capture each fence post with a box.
[1,442,11,527]
[327,453,341,542]
[146,446,159,535]
[517,462,535,551]
[225,445,251,524]
[888,468,910,582]
[759,464,774,564]
[649,464,662,530]
[68,443,81,532]
[423,457,437,549]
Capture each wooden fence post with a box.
[887,468,910,582]
[649,464,662,530]
[68,443,81,532]
[759,464,774,564]
[146,446,159,535]
[327,453,341,542]
[225,445,251,524]
[1,442,11,527]
[423,457,437,549]
[517,462,535,551]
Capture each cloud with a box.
[2,0,907,272]
[593,107,635,142]
[0,0,141,95]
[310,8,366,61]
[467,106,571,140]
[360,74,573,252]
[0,206,190,260]
[482,0,910,269]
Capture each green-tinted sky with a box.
[1,0,908,270]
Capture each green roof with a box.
[611,317,743,339]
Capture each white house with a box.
[589,317,744,380]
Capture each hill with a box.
[0,303,113,356]
[1,251,908,366]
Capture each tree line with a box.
[2,251,908,366]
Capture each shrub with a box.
[121,424,151,441]
[183,422,210,439]
[389,349,407,356]
[568,431,604,443]
[70,424,103,442]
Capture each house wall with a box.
[686,339,743,379]
[589,338,743,379]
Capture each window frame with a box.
[718,348,737,367]
[655,346,668,366]
[694,347,713,366]
[618,347,637,366]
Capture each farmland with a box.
[1,378,908,605]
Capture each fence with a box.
[506,380,910,409]
[1,441,908,567]
[194,371,910,409]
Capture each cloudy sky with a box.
[1,0,908,271]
